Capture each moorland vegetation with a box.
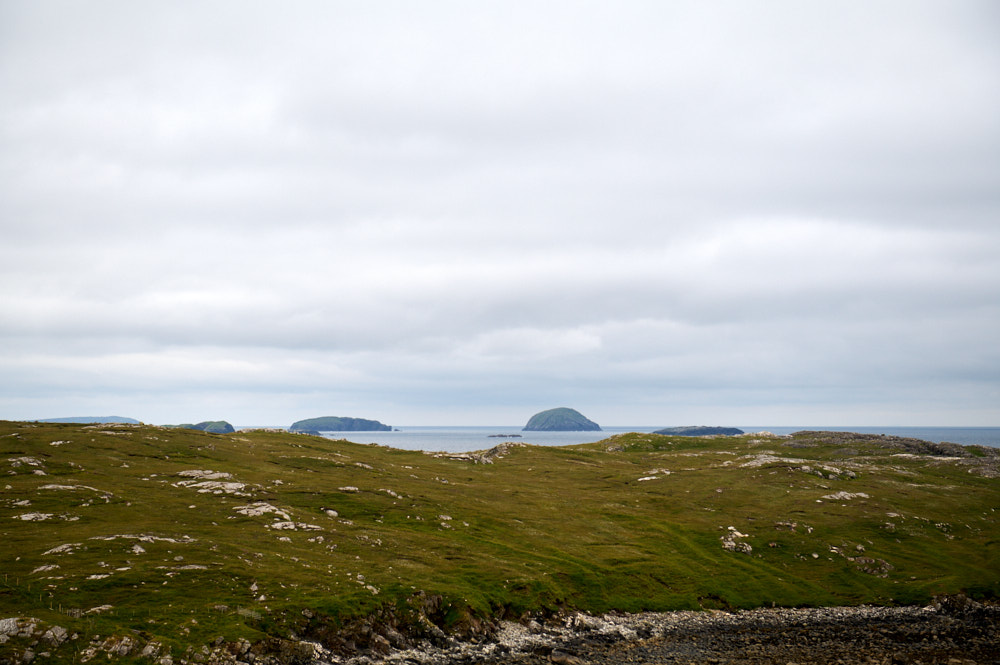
[1,421,998,664]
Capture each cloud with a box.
[1,1,998,426]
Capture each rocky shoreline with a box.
[359,596,998,665]
[3,597,997,665]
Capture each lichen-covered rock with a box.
[41,625,68,646]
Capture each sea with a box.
[253,425,1000,453]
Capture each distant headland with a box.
[654,426,745,437]
[174,420,236,434]
[37,416,141,424]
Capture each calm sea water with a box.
[297,425,1000,453]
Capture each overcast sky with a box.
[1,1,998,427]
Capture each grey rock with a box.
[0,617,21,636]
[41,625,68,646]
[549,649,586,665]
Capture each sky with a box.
[1,1,999,427]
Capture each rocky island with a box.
[522,407,601,431]
[289,416,392,432]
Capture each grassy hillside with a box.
[1,421,997,662]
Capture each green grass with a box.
[1,422,998,662]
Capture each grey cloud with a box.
[1,1,998,425]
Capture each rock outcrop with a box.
[3,598,998,665]
[476,599,1000,665]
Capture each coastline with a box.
[305,425,1000,453]
[345,599,998,664]
[6,598,996,665]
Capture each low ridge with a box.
[37,416,140,425]
[177,420,236,434]
[654,426,744,437]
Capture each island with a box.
[37,416,140,424]
[523,407,601,431]
[289,416,392,432]
[177,420,236,434]
[654,426,745,437]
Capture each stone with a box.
[42,625,68,646]
[550,648,586,664]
